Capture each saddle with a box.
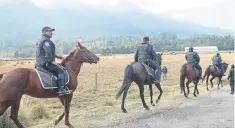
[35,66,69,90]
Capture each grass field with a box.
[0,53,234,128]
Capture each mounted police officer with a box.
[134,36,161,83]
[185,47,202,78]
[36,26,70,96]
[212,53,224,75]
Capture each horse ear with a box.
[77,42,84,49]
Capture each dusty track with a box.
[105,86,234,128]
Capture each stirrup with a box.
[153,79,160,84]
[58,87,71,96]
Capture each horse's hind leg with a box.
[180,76,187,97]
[149,85,155,106]
[155,83,163,103]
[180,75,185,94]
[10,97,25,128]
[138,83,149,110]
[0,103,10,116]
[121,80,132,113]
[206,73,210,91]
[186,80,190,97]
[193,80,199,97]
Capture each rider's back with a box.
[186,51,197,65]
[136,43,153,63]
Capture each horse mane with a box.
[222,62,229,65]
[61,49,76,66]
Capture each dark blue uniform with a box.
[36,33,68,95]
[185,48,202,77]
[134,42,161,83]
[212,54,224,74]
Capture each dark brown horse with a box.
[0,43,99,128]
[202,62,229,91]
[180,64,200,98]
[116,53,163,113]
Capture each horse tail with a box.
[116,64,133,99]
[202,66,210,82]
[180,64,186,94]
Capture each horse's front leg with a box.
[149,84,155,106]
[220,78,223,87]
[53,97,65,127]
[64,93,74,128]
[218,77,222,89]
[210,76,215,88]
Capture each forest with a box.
[0,33,233,58]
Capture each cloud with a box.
[3,0,234,29]
[0,0,30,5]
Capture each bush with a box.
[104,100,114,106]
[30,104,49,120]
[0,113,15,128]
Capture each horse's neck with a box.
[64,61,82,77]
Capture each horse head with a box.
[155,52,163,66]
[62,42,99,65]
[222,62,229,72]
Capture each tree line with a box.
[0,33,233,58]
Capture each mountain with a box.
[0,1,232,41]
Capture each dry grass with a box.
[0,53,234,128]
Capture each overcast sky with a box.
[1,0,234,30]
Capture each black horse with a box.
[116,53,163,113]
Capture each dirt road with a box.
[105,86,234,128]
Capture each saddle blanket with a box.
[35,66,69,90]
[142,63,154,77]
[214,66,222,74]
[195,68,200,77]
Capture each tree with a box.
[14,51,20,58]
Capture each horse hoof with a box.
[151,103,155,106]
[68,125,74,128]
[122,109,128,113]
[144,106,150,110]
[52,120,58,127]
[207,88,209,91]
[194,94,197,97]
[184,94,189,98]
[156,99,160,104]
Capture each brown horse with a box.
[202,62,229,91]
[180,64,200,98]
[0,43,99,128]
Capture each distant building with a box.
[185,46,218,53]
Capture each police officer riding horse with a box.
[116,36,163,113]
[185,47,202,78]
[36,26,70,96]
[212,53,225,75]
[134,36,162,83]
[180,47,202,97]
